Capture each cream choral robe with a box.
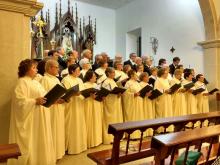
[102,78,123,144]
[40,73,65,160]
[182,79,197,114]
[83,82,103,148]
[195,81,209,113]
[95,67,107,85]
[80,69,88,78]
[8,76,55,165]
[170,77,187,116]
[61,75,87,154]
[123,79,144,138]
[154,77,173,118]
[139,81,155,136]
[114,70,128,82]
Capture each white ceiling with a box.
[75,0,134,9]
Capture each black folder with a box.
[148,77,156,86]
[183,82,194,90]
[61,84,79,101]
[111,87,126,94]
[139,85,153,98]
[169,83,181,94]
[148,89,162,100]
[95,87,110,102]
[81,88,99,98]
[114,76,121,82]
[43,84,67,107]
[192,88,205,95]
[209,88,219,95]
[117,78,129,87]
[78,73,84,81]
[204,78,209,85]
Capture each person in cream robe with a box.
[170,69,187,116]
[40,60,65,160]
[195,74,209,113]
[83,70,103,148]
[114,61,128,82]
[95,60,108,85]
[61,64,87,154]
[102,67,123,144]
[123,69,144,139]
[182,71,197,115]
[8,59,55,165]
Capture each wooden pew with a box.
[88,111,220,165]
[151,125,220,165]
[0,143,21,162]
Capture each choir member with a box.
[79,58,91,78]
[68,50,79,64]
[102,67,123,144]
[154,68,173,118]
[124,53,137,70]
[114,61,128,82]
[61,64,87,154]
[40,59,65,160]
[123,69,144,138]
[8,59,55,165]
[83,70,103,148]
[148,67,158,87]
[79,49,92,65]
[157,58,166,69]
[95,60,108,85]
[61,56,75,78]
[195,74,209,113]
[92,54,102,71]
[136,64,144,78]
[169,57,180,76]
[170,69,187,116]
[182,71,198,114]
[56,47,67,71]
[142,55,152,75]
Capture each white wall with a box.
[116,0,205,73]
[38,0,116,59]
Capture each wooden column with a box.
[0,0,43,143]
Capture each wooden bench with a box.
[0,143,21,162]
[152,125,220,165]
[88,111,220,165]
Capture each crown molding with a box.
[0,0,43,17]
[198,39,220,49]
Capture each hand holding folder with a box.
[208,88,219,95]
[81,88,99,98]
[168,83,181,94]
[43,84,67,107]
[61,84,79,101]
[192,88,205,95]
[95,87,110,102]
[148,89,163,100]
[139,85,153,98]
[110,87,126,95]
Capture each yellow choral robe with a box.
[40,73,65,160]
[170,78,187,116]
[8,77,55,165]
[83,82,103,148]
[114,70,128,82]
[95,67,107,84]
[61,75,87,154]
[182,79,197,114]
[195,81,209,113]
[123,79,144,138]
[102,78,123,144]
[154,77,173,118]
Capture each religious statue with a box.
[150,37,159,55]
[62,27,73,54]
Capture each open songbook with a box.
[81,88,99,98]
[139,85,153,98]
[61,84,79,101]
[192,87,205,95]
[183,82,194,90]
[209,88,219,95]
[114,76,121,82]
[95,87,111,102]
[168,83,181,94]
[148,89,163,100]
[43,84,67,107]
[110,87,126,94]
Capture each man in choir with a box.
[61,64,87,154]
[56,47,67,71]
[102,67,123,144]
[92,54,102,71]
[40,59,65,160]
[142,55,153,75]
[48,50,59,61]
[80,49,92,64]
[157,58,167,69]
[124,53,137,70]
[8,59,55,165]
[169,57,180,76]
[79,58,91,79]
[101,52,113,67]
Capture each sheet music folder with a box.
[192,88,205,95]
[95,87,110,102]
[81,88,99,98]
[111,87,126,94]
[169,83,181,94]
[183,82,194,90]
[43,84,66,107]
[148,89,162,100]
[139,85,153,98]
[61,84,79,101]
[209,88,219,95]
